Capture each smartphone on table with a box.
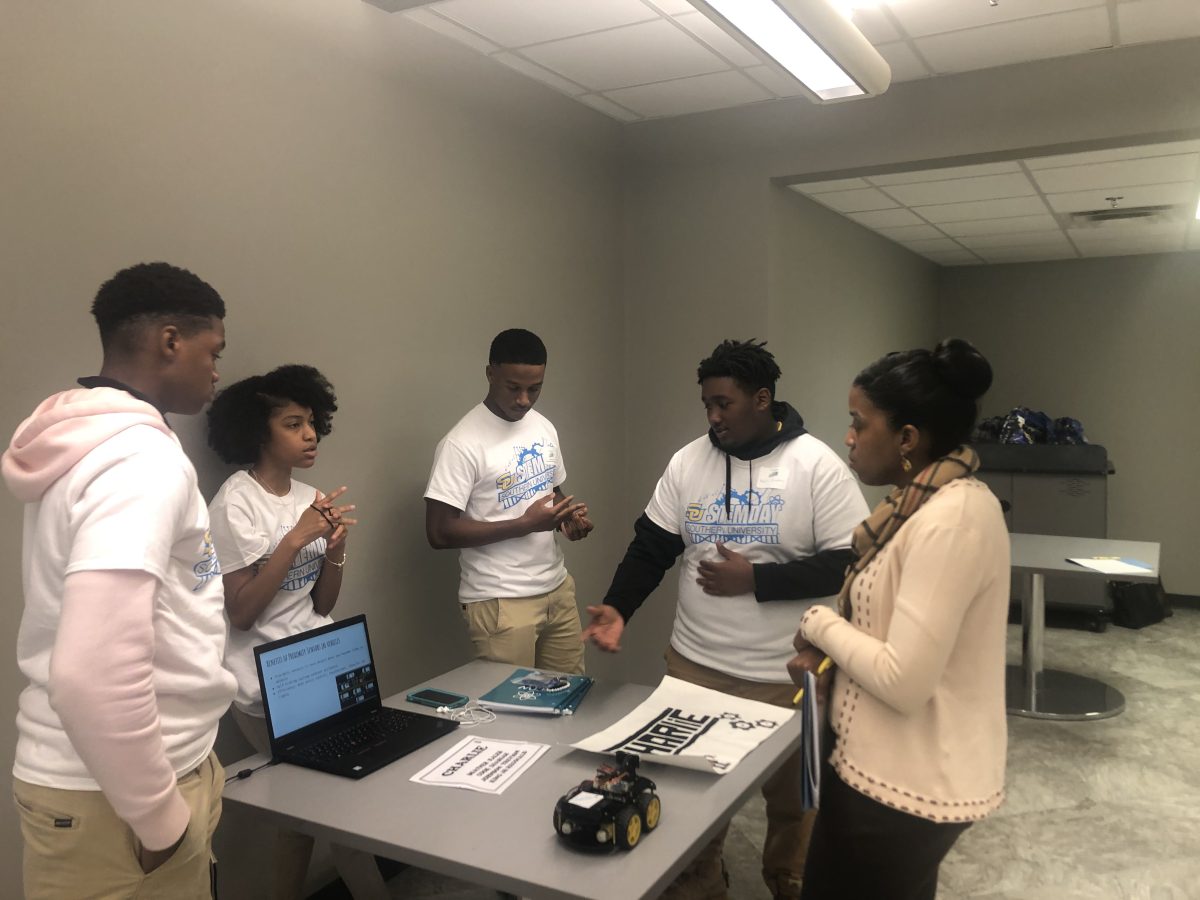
[406,687,470,709]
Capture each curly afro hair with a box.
[207,364,338,465]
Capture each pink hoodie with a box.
[4,387,197,851]
[3,387,170,502]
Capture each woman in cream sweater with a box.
[789,339,1010,900]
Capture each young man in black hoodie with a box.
[583,339,867,900]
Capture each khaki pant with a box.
[658,646,815,900]
[233,708,389,900]
[461,573,585,674]
[14,751,223,900]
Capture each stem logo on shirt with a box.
[495,440,557,509]
[273,526,327,591]
[192,529,222,592]
[683,489,785,545]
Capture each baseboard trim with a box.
[1168,593,1200,610]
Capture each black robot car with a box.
[553,752,661,851]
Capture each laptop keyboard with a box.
[294,710,418,763]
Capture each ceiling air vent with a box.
[1068,204,1180,226]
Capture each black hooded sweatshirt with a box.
[601,401,855,625]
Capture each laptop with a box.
[254,615,458,779]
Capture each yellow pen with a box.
[792,656,833,705]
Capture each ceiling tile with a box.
[643,0,696,14]
[875,224,947,241]
[743,65,808,97]
[1078,237,1186,257]
[492,52,587,95]
[958,230,1073,250]
[791,177,872,194]
[363,0,432,11]
[1044,181,1198,214]
[924,250,984,266]
[1025,139,1200,170]
[428,0,658,48]
[898,237,967,253]
[521,19,728,91]
[885,172,1036,206]
[672,11,763,67]
[939,214,1061,237]
[915,196,1049,223]
[849,6,903,44]
[402,8,500,53]
[810,188,900,213]
[603,69,770,118]
[885,0,1106,39]
[847,208,926,229]
[868,161,1022,186]
[1117,0,1200,45]
[978,245,1080,263]
[915,7,1111,74]
[575,92,642,122]
[1031,154,1200,193]
[874,41,933,83]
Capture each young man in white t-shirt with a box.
[425,329,592,674]
[583,339,869,900]
[2,262,238,899]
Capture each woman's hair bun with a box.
[932,338,992,401]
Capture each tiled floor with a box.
[371,610,1200,899]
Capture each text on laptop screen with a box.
[259,620,377,738]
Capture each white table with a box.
[223,659,804,899]
[1007,533,1160,720]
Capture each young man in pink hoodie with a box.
[2,262,238,899]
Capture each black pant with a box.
[799,765,970,900]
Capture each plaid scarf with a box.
[837,446,980,618]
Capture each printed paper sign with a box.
[571,676,794,774]
[410,736,550,795]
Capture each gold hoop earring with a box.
[901,455,913,473]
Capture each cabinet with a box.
[973,444,1113,627]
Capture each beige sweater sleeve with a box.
[799,516,991,715]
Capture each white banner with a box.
[571,676,794,774]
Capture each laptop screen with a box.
[257,617,379,740]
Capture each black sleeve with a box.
[752,548,853,603]
[602,514,686,624]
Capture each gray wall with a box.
[939,253,1200,595]
[768,186,940,460]
[0,0,624,892]
[619,37,1200,607]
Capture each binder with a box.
[478,668,594,715]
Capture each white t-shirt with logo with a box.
[425,403,568,601]
[208,471,331,715]
[14,426,236,789]
[646,433,868,683]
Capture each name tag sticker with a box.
[569,791,604,809]
[757,466,788,490]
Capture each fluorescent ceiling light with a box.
[691,0,891,103]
